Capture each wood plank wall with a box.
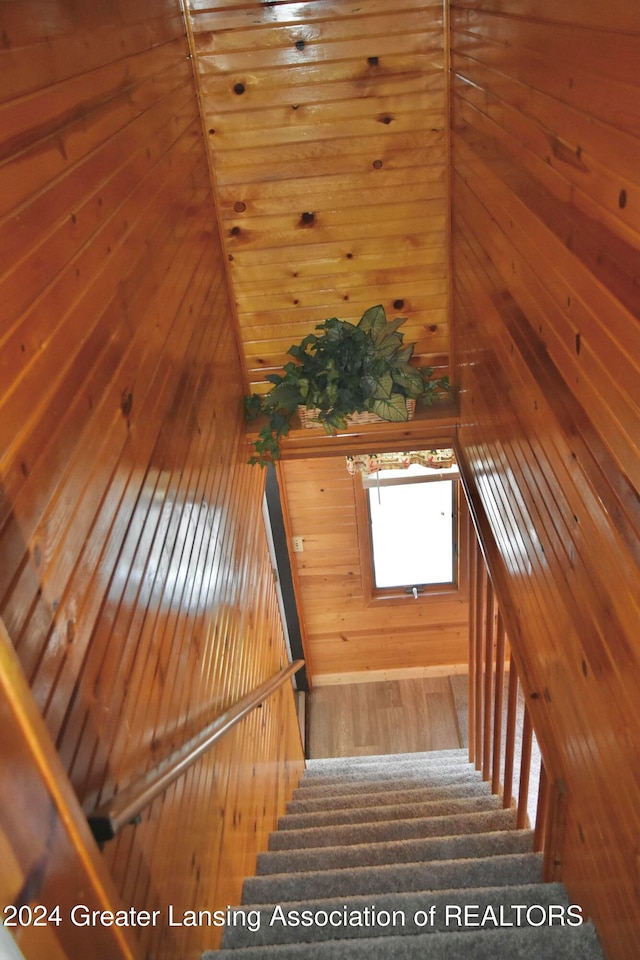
[279,455,469,681]
[185,0,450,391]
[449,2,640,958]
[0,617,135,960]
[0,3,304,958]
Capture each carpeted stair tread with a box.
[306,747,467,764]
[221,882,570,948]
[205,748,605,960]
[243,852,544,903]
[279,793,501,831]
[268,807,517,851]
[303,749,470,776]
[293,767,484,796]
[206,921,603,959]
[257,829,535,876]
[288,779,493,814]
[298,764,480,787]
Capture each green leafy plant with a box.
[245,305,450,466]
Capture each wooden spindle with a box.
[543,778,568,882]
[503,658,518,809]
[474,543,486,771]
[517,704,533,829]
[491,611,506,794]
[533,760,550,851]
[468,534,477,765]
[482,576,495,780]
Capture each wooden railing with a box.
[88,660,305,844]
[468,539,564,881]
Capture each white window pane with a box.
[368,480,454,588]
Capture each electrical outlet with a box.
[292,536,304,553]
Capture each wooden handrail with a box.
[88,660,305,843]
[473,543,485,770]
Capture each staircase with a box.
[204,749,604,959]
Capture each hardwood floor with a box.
[307,676,467,759]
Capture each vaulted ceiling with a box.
[185,0,450,395]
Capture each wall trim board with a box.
[312,662,470,686]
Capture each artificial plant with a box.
[245,305,449,466]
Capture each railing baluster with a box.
[517,703,534,828]
[468,536,477,765]
[503,656,518,809]
[491,611,506,794]
[534,759,550,851]
[543,778,568,882]
[482,577,495,780]
[464,523,561,873]
[474,543,486,771]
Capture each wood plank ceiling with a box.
[185,0,450,392]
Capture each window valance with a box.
[346,449,456,477]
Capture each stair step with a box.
[269,808,517,851]
[288,780,493,814]
[258,829,534,877]
[204,748,604,960]
[244,852,543,903]
[294,767,483,797]
[303,749,470,776]
[299,761,476,786]
[307,747,468,764]
[257,829,534,877]
[221,882,569,948]
[206,919,603,959]
[279,794,501,831]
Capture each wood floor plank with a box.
[308,676,463,758]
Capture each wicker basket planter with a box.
[298,399,416,429]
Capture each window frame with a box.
[354,466,468,606]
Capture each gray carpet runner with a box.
[203,748,604,958]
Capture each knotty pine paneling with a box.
[279,455,469,681]
[0,3,304,959]
[450,2,640,958]
[0,617,135,960]
[185,0,451,388]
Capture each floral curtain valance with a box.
[346,449,456,476]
